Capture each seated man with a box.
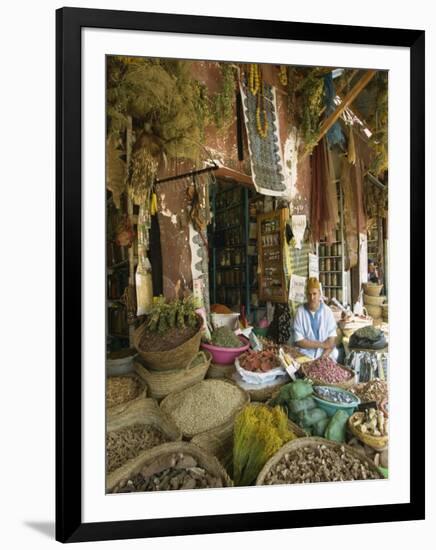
[293,277,338,360]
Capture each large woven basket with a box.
[134,351,212,401]
[348,412,388,450]
[363,294,386,306]
[160,379,250,440]
[301,363,356,389]
[207,361,236,379]
[107,441,233,493]
[106,372,148,415]
[107,398,182,474]
[362,283,383,297]
[256,437,384,485]
[133,315,202,372]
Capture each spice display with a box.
[111,452,224,492]
[106,376,143,408]
[106,425,169,474]
[351,379,388,405]
[263,443,381,484]
[304,357,352,384]
[210,326,244,348]
[233,404,296,486]
[238,349,282,373]
[350,408,388,437]
[164,381,247,436]
[313,386,356,404]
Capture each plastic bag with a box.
[288,397,316,414]
[298,407,327,428]
[312,417,330,437]
[289,380,313,400]
[324,410,349,442]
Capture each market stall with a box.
[105,57,389,491]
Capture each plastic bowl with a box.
[312,385,360,417]
[200,336,249,365]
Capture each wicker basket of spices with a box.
[160,379,249,440]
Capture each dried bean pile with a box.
[304,357,352,384]
[351,379,388,406]
[106,376,143,408]
[169,382,245,435]
[111,452,223,492]
[106,424,169,474]
[263,444,380,484]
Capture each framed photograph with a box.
[56,7,425,543]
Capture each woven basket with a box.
[362,283,383,297]
[106,372,147,415]
[301,363,356,389]
[207,361,236,379]
[134,351,211,401]
[256,436,384,485]
[133,315,202,372]
[160,379,249,440]
[107,398,182,474]
[107,441,233,493]
[348,412,388,450]
[365,304,383,319]
[363,294,386,306]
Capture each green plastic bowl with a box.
[312,386,360,417]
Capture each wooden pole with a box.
[302,70,377,158]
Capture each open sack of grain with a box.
[106,372,148,415]
[107,398,181,476]
[256,437,384,485]
[160,379,249,439]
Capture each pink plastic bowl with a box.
[200,336,249,365]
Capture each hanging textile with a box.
[340,134,368,270]
[239,78,288,196]
[266,303,293,344]
[323,74,345,147]
[310,138,339,245]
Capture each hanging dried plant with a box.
[106,134,127,208]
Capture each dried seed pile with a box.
[263,444,380,484]
[169,383,246,435]
[106,424,169,473]
[111,452,223,492]
[351,379,388,406]
[106,376,143,408]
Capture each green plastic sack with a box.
[288,397,316,414]
[324,410,349,442]
[312,417,330,437]
[289,380,313,400]
[298,407,327,428]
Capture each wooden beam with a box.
[303,69,377,157]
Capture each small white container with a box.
[210,313,240,331]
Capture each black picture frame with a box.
[56,7,425,543]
